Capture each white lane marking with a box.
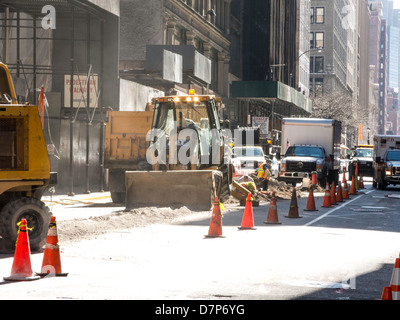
[305,189,375,227]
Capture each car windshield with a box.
[285,146,324,158]
[386,151,400,161]
[233,147,263,157]
[355,149,373,157]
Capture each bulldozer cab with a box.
[150,92,225,169]
[125,91,231,210]
[0,62,17,104]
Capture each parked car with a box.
[231,146,267,178]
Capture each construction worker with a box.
[239,175,257,192]
[257,160,271,191]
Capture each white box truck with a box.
[278,118,342,186]
[373,135,400,189]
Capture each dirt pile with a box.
[56,180,326,244]
[57,206,207,244]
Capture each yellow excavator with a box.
[0,62,54,253]
[105,90,232,210]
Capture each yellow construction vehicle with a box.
[105,90,232,210]
[0,62,54,253]
[105,108,154,203]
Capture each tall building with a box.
[238,0,310,94]
[309,0,354,96]
[379,19,389,134]
[229,0,312,153]
[380,0,400,90]
[369,2,386,135]
[358,0,373,144]
[387,87,399,134]
[369,1,388,134]
[387,23,400,89]
[298,0,312,97]
[120,0,232,105]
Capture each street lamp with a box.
[298,47,323,60]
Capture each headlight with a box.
[316,160,324,172]
[385,163,392,175]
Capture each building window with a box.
[310,32,314,49]
[315,32,324,48]
[310,7,314,24]
[175,26,187,45]
[315,7,325,24]
[315,78,324,93]
[310,32,324,49]
[310,56,324,73]
[314,56,324,73]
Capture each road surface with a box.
[0,180,400,305]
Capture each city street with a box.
[1,179,400,303]
[2,0,400,312]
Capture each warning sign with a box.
[64,74,98,108]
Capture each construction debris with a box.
[230,175,326,205]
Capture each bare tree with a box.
[310,89,369,147]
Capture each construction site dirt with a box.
[54,180,319,245]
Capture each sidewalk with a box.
[41,192,125,222]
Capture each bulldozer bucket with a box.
[125,170,221,211]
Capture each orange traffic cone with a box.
[205,197,225,238]
[264,192,281,225]
[238,193,257,230]
[336,182,344,203]
[322,183,332,208]
[285,187,302,219]
[342,167,347,184]
[349,175,357,195]
[330,184,337,205]
[304,185,318,212]
[381,286,393,300]
[37,216,68,277]
[359,175,365,189]
[3,219,40,282]
[342,181,350,199]
[390,257,400,300]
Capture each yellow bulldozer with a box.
[0,62,54,253]
[105,90,232,210]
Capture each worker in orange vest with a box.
[257,160,271,191]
